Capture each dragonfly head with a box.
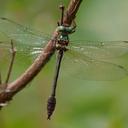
[56,25,75,34]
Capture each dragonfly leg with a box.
[70,20,76,33]
[4,40,16,88]
[72,20,76,29]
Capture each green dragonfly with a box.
[0,7,128,119]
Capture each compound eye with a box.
[58,26,64,32]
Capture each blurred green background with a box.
[0,0,128,128]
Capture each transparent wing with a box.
[0,42,11,62]
[62,50,128,81]
[0,17,50,55]
[69,41,128,60]
[0,40,43,57]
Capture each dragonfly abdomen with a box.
[47,96,56,120]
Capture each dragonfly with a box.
[0,5,128,119]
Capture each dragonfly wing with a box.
[0,40,43,57]
[0,42,11,62]
[69,41,128,60]
[62,50,128,81]
[0,17,50,55]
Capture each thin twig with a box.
[0,73,2,85]
[0,0,83,106]
[63,0,82,25]
[5,40,16,86]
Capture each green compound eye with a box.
[56,25,75,34]
[56,25,64,32]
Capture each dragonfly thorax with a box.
[55,25,75,51]
[56,36,68,51]
[58,34,69,44]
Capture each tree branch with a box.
[0,0,83,107]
